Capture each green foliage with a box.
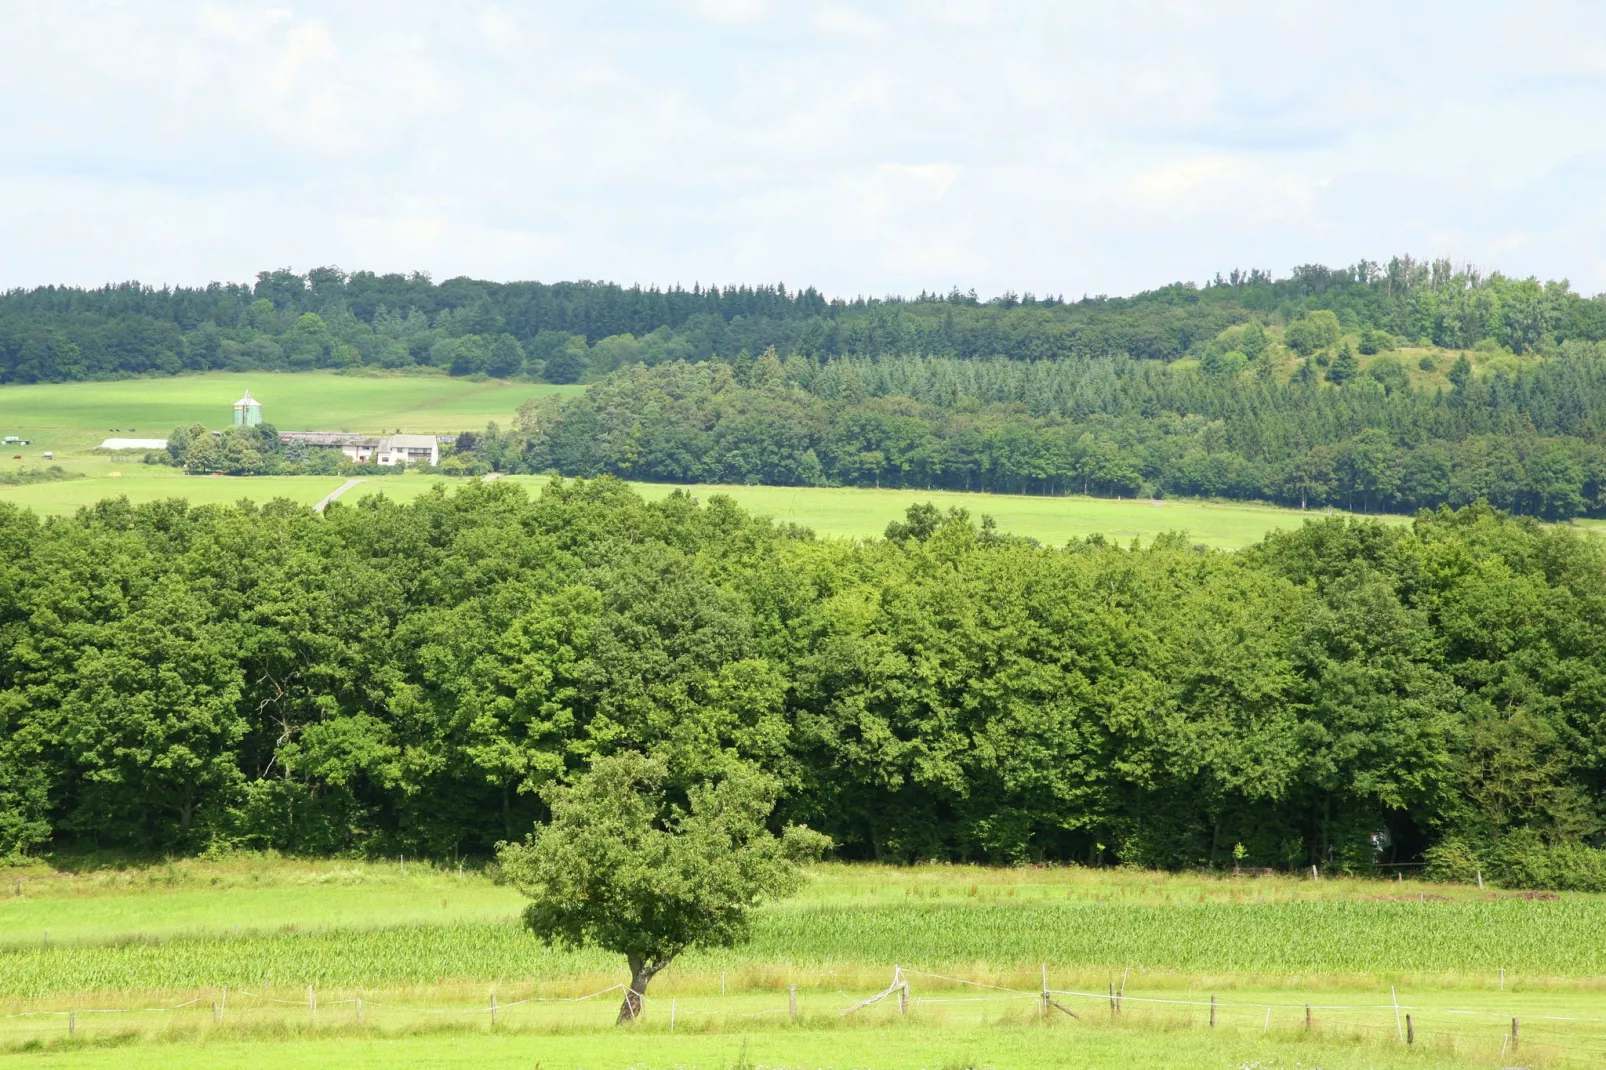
[1427,834,1606,892]
[1357,327,1394,355]
[1365,353,1409,393]
[485,353,1606,519]
[1325,343,1360,384]
[1,486,1604,883]
[3,258,1604,389]
[1284,311,1341,357]
[499,752,827,1018]
[543,338,591,384]
[0,466,82,487]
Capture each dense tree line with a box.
[3,258,1604,384]
[471,350,1606,519]
[2,483,1603,886]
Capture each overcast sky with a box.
[4,1,1605,298]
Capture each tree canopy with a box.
[498,752,828,1021]
[9,258,1606,518]
[454,350,1606,520]
[2,481,1603,888]
[3,257,1603,384]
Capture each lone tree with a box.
[498,752,829,1023]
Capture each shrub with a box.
[1357,328,1394,355]
[1426,831,1606,892]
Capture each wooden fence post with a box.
[1209,995,1216,1028]
[1511,1017,1519,1052]
[670,998,677,1032]
[899,982,909,1015]
[212,1000,220,1024]
[1406,1014,1414,1045]
[1305,1005,1311,1030]
[68,1011,76,1037]
[1040,964,1049,1017]
[788,984,798,1022]
[308,986,316,1019]
[490,993,498,1027]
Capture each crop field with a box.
[4,859,1605,1068]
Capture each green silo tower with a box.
[233,389,262,427]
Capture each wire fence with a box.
[6,965,1606,1064]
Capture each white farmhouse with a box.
[376,434,440,467]
[278,431,441,466]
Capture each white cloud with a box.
[682,0,771,26]
[2,1,1606,295]
[811,5,886,39]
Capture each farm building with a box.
[279,430,442,466]
[233,390,263,427]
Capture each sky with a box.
[3,1,1606,299]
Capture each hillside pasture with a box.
[0,371,572,516]
[0,371,576,478]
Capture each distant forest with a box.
[4,258,1604,381]
[7,258,1606,517]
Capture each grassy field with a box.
[626,481,1403,548]
[0,370,1417,545]
[0,370,573,452]
[4,858,1604,1067]
[340,477,1406,549]
[0,371,578,517]
[0,371,575,479]
[0,1020,1523,1070]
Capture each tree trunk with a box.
[617,955,666,1023]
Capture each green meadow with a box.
[339,478,1406,548]
[349,478,1405,550]
[0,371,576,473]
[628,481,1399,547]
[3,859,1603,1068]
[0,371,1415,546]
[0,370,574,447]
[0,371,573,515]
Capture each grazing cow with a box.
[10,455,19,460]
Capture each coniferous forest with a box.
[2,481,1604,887]
[7,259,1606,518]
